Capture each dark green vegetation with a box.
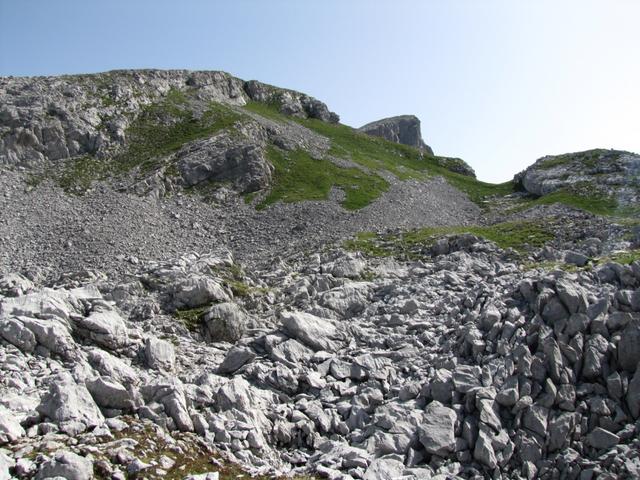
[257,147,389,210]
[174,305,209,332]
[299,117,515,204]
[345,220,554,259]
[244,99,288,122]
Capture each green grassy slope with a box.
[244,101,513,209]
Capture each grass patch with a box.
[56,155,110,194]
[344,232,397,258]
[510,185,637,217]
[346,220,554,259]
[242,101,514,207]
[244,100,288,122]
[174,306,209,332]
[595,249,640,266]
[531,189,619,216]
[115,89,246,174]
[520,260,583,273]
[258,146,389,210]
[243,190,259,204]
[227,279,251,297]
[521,248,640,273]
[25,155,108,195]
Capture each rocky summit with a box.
[359,115,433,153]
[1,70,640,480]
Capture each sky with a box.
[1,0,639,182]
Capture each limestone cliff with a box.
[359,115,433,154]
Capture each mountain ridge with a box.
[1,70,640,480]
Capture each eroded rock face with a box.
[514,149,640,209]
[243,80,339,123]
[0,70,339,169]
[177,132,273,194]
[359,115,433,153]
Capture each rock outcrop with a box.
[0,70,338,168]
[359,115,433,154]
[514,149,640,209]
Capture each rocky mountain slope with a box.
[1,70,640,480]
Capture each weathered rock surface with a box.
[515,149,640,209]
[36,373,104,434]
[418,401,457,456]
[34,451,93,480]
[203,302,248,343]
[359,115,433,153]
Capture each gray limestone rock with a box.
[359,115,433,154]
[431,368,454,404]
[587,427,619,450]
[0,405,25,444]
[269,338,313,367]
[474,428,498,469]
[279,310,338,352]
[73,307,129,350]
[0,317,37,352]
[627,365,640,418]
[203,302,248,343]
[452,365,482,393]
[37,373,104,434]
[496,376,519,407]
[362,456,406,480]
[17,316,77,360]
[319,283,368,318]
[162,389,194,432]
[555,278,588,314]
[514,149,640,210]
[171,276,229,310]
[86,376,134,410]
[87,348,138,386]
[0,452,13,480]
[418,401,457,456]
[217,346,256,374]
[522,405,549,438]
[177,133,272,194]
[582,334,609,380]
[244,79,339,123]
[618,320,640,372]
[35,451,93,480]
[144,337,176,371]
[547,412,577,452]
[0,273,33,297]
[564,251,589,267]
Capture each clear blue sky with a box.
[1,0,638,182]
